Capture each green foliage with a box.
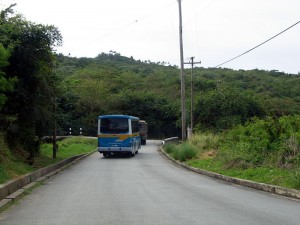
[194,87,265,131]
[219,115,300,168]
[0,43,15,109]
[180,116,300,189]
[113,91,178,136]
[189,132,219,152]
[0,135,95,184]
[1,6,300,170]
[57,53,181,137]
[40,137,96,160]
[164,143,176,154]
[195,68,300,117]
[164,142,198,162]
[290,169,300,189]
[0,5,62,162]
[0,131,35,183]
[54,52,300,138]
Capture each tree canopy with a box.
[54,52,300,137]
[0,5,62,162]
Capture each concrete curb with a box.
[159,139,300,200]
[0,149,96,211]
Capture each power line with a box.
[90,1,176,43]
[215,20,300,68]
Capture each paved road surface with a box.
[0,140,299,225]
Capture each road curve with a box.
[0,140,299,225]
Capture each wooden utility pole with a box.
[185,57,201,135]
[178,0,186,141]
[52,97,57,159]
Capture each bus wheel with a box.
[103,152,110,158]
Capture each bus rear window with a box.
[100,118,129,133]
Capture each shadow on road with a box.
[98,152,140,159]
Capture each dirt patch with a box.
[200,150,216,159]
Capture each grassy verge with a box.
[163,116,300,190]
[165,141,300,189]
[0,135,96,184]
[36,137,96,167]
[185,158,299,189]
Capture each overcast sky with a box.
[1,0,299,74]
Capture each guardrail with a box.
[161,137,179,145]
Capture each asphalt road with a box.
[0,140,299,225]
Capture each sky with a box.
[1,0,299,74]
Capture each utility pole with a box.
[185,57,201,136]
[52,97,57,159]
[177,0,186,141]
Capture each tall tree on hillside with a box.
[0,44,15,110]
[194,87,265,131]
[0,5,62,162]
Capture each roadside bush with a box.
[163,142,197,162]
[219,115,300,168]
[173,142,197,162]
[164,143,176,154]
[189,132,219,152]
[194,88,265,131]
[290,169,300,189]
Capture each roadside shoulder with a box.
[158,142,300,201]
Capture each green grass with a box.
[0,135,96,184]
[0,132,35,183]
[186,158,299,189]
[38,137,97,166]
[164,142,197,162]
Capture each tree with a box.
[113,91,179,138]
[0,5,62,162]
[0,44,15,109]
[194,87,265,131]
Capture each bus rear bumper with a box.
[98,147,132,153]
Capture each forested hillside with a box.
[54,52,300,136]
[0,5,300,165]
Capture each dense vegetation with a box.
[0,134,96,184]
[0,6,299,187]
[0,5,62,163]
[54,53,300,135]
[164,115,300,189]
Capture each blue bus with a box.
[97,115,141,157]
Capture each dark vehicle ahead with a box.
[140,120,148,145]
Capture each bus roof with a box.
[98,115,139,120]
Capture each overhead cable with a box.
[215,20,300,68]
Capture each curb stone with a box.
[0,149,96,211]
[159,141,300,201]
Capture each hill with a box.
[54,52,300,136]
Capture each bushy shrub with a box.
[194,87,265,131]
[290,169,300,189]
[189,132,219,152]
[173,143,198,162]
[164,143,176,154]
[219,115,300,168]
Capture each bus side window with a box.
[131,120,140,133]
